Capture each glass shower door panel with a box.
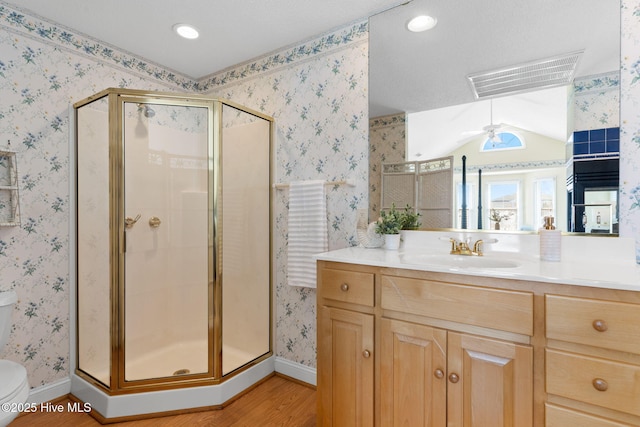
[221,105,271,375]
[123,102,210,381]
[77,97,111,386]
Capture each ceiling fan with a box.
[459,99,505,144]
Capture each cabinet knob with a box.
[592,319,608,332]
[362,349,371,358]
[592,378,608,392]
[434,369,444,379]
[448,373,459,383]
[340,283,349,292]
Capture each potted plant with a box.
[490,209,511,230]
[375,204,402,249]
[399,204,421,230]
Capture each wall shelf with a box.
[0,149,20,226]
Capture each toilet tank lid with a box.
[0,290,17,306]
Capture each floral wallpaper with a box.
[0,0,639,396]
[0,3,185,388]
[205,25,369,367]
[0,0,368,388]
[620,1,640,261]
[574,71,620,130]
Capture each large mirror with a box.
[369,0,620,233]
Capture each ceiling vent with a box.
[467,50,583,99]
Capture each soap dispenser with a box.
[539,216,561,262]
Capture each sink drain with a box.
[172,368,190,376]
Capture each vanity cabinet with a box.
[380,319,532,427]
[317,259,640,427]
[379,274,533,427]
[317,267,376,426]
[318,263,533,426]
[545,295,640,426]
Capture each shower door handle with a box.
[125,214,141,229]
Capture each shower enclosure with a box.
[73,89,272,414]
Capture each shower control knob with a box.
[149,216,161,228]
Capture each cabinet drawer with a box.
[380,275,533,336]
[545,403,634,427]
[319,268,374,306]
[546,349,640,417]
[546,294,640,354]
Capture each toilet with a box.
[0,290,29,427]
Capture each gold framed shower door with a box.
[74,88,274,394]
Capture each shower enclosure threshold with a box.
[70,356,275,420]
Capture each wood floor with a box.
[10,375,316,427]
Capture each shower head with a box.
[137,104,156,118]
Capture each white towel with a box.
[287,180,328,288]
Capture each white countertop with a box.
[316,232,640,292]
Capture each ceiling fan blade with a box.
[460,129,484,136]
[456,132,485,145]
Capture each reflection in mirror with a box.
[368,0,620,234]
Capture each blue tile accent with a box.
[590,129,606,142]
[590,141,605,153]
[573,127,620,156]
[574,142,589,155]
[574,130,589,143]
[606,127,620,140]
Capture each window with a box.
[533,178,556,230]
[481,131,525,152]
[487,181,519,231]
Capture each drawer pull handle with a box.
[434,369,444,379]
[340,283,349,292]
[362,349,371,358]
[593,378,608,392]
[592,319,608,332]
[448,373,459,383]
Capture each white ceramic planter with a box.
[383,233,401,250]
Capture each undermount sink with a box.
[400,254,521,269]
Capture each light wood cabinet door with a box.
[447,332,533,427]
[317,307,374,427]
[380,318,447,427]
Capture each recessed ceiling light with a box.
[407,15,437,32]
[173,24,199,40]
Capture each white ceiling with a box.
[406,86,571,160]
[369,0,619,159]
[3,0,620,155]
[3,0,404,79]
[369,0,620,117]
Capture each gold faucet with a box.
[473,239,484,256]
[449,238,491,256]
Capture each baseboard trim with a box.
[22,356,316,408]
[274,356,316,386]
[70,356,276,419]
[26,377,71,404]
